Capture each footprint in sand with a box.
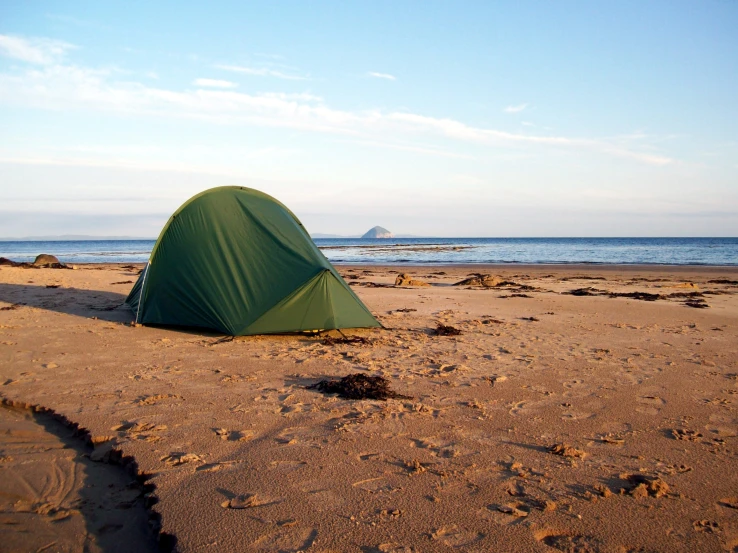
[113,421,167,433]
[112,421,167,442]
[135,393,182,406]
[560,410,595,421]
[430,525,485,547]
[196,460,244,472]
[671,429,703,441]
[160,452,204,466]
[269,460,308,473]
[706,414,738,438]
[636,395,665,415]
[484,503,531,526]
[213,428,254,441]
[365,543,419,553]
[274,427,316,445]
[534,529,602,552]
[220,492,274,509]
[352,477,397,494]
[358,452,381,461]
[249,527,318,551]
[718,497,738,510]
[508,400,543,417]
[409,438,463,458]
[278,403,310,415]
[303,487,345,509]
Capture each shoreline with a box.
[59,261,738,274]
[340,263,738,273]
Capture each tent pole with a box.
[135,263,150,324]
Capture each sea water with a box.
[1,237,736,265]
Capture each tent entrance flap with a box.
[125,263,147,319]
[243,270,380,335]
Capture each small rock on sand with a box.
[453,274,502,287]
[395,274,430,287]
[33,254,63,267]
[548,443,586,458]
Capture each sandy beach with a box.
[1,262,737,552]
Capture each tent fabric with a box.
[125,186,380,335]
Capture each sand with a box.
[1,263,737,552]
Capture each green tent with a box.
[125,186,380,335]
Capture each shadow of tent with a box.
[0,282,133,323]
[0,283,224,337]
[0,282,377,339]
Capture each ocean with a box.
[0,237,736,265]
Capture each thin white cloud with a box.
[259,92,323,103]
[344,139,473,160]
[600,147,673,166]
[368,72,396,81]
[255,53,285,60]
[504,103,528,113]
[193,78,238,89]
[44,13,109,30]
[216,64,307,80]
[0,40,674,166]
[0,34,75,65]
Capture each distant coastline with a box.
[0,234,420,241]
[0,235,156,241]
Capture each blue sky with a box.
[1,1,736,237]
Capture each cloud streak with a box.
[215,64,307,80]
[0,34,75,65]
[193,78,238,89]
[504,103,528,113]
[368,72,396,80]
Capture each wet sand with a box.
[1,263,737,552]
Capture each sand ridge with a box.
[1,263,737,552]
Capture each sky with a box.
[0,1,737,238]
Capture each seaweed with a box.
[433,324,461,336]
[608,291,662,301]
[322,336,372,346]
[564,288,607,296]
[307,373,411,400]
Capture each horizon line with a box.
[1,235,737,241]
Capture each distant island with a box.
[361,226,394,239]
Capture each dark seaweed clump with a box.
[433,323,462,336]
[308,373,411,400]
[322,336,372,346]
